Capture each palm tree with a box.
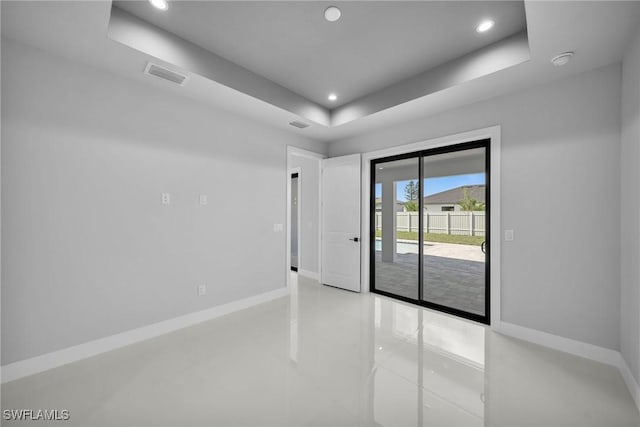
[458,188,485,211]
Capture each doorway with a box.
[286,146,324,286]
[370,139,490,324]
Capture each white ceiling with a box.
[114,1,526,108]
[2,1,640,144]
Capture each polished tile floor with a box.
[2,274,639,426]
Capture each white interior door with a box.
[322,154,361,292]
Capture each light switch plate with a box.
[505,229,514,241]
[199,194,208,206]
[273,223,284,232]
[197,285,206,296]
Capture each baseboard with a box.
[493,321,621,366]
[1,287,289,384]
[297,269,319,281]
[616,353,640,412]
[494,321,640,412]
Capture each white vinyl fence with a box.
[374,211,485,236]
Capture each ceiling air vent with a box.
[289,120,310,129]
[144,62,188,86]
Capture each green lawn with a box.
[374,230,484,246]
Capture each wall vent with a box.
[289,120,310,129]
[144,62,188,86]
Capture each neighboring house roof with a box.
[423,185,486,205]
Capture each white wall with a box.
[288,153,321,276]
[330,64,622,350]
[0,39,325,365]
[621,28,640,384]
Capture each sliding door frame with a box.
[369,139,491,325]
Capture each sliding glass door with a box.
[373,156,420,300]
[371,140,490,324]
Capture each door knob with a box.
[349,237,360,242]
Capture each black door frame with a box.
[369,139,491,325]
[290,172,299,272]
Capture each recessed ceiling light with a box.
[324,6,341,22]
[476,19,494,33]
[328,93,338,102]
[149,0,168,11]
[551,51,574,66]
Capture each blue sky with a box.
[375,172,485,200]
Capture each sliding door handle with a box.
[349,237,360,242]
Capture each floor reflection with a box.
[1,273,637,426]
[373,293,484,426]
[290,272,485,426]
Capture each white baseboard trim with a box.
[1,287,289,384]
[297,269,319,281]
[616,353,640,411]
[493,321,621,366]
[494,321,640,412]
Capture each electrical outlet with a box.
[199,194,208,206]
[161,193,171,205]
[504,229,514,241]
[197,285,207,296]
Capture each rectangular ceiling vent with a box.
[289,120,310,129]
[144,62,188,86]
